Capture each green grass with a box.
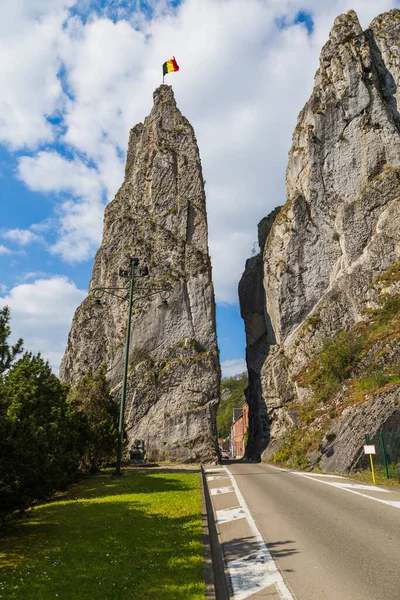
[0,470,205,600]
[341,465,400,487]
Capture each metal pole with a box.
[115,266,135,476]
[369,454,376,485]
[380,431,389,479]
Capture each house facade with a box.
[231,401,249,459]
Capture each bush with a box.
[304,332,363,402]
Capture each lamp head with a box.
[158,299,169,309]
[93,298,103,311]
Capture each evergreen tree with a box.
[68,369,119,473]
[0,353,82,521]
[0,306,23,375]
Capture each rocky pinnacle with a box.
[60,85,220,463]
[240,9,400,468]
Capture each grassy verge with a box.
[0,470,205,600]
[346,465,400,487]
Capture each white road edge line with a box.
[224,466,294,600]
[268,465,400,509]
[290,472,345,479]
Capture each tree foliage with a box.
[68,369,119,473]
[217,373,248,438]
[0,307,119,524]
[0,353,82,520]
[0,306,23,375]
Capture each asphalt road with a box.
[227,462,400,600]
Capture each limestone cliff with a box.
[240,10,400,470]
[60,85,220,463]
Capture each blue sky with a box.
[0,0,398,377]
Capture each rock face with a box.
[60,85,220,463]
[240,10,400,469]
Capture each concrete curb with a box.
[201,465,231,599]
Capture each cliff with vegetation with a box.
[240,9,400,471]
[60,86,220,463]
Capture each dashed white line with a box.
[206,475,230,481]
[205,467,225,473]
[210,486,234,496]
[227,549,290,600]
[216,507,246,524]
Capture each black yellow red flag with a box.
[162,56,179,82]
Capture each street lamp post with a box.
[91,257,169,476]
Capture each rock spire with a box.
[61,85,220,463]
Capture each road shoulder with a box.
[203,464,294,600]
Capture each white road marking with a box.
[205,467,225,473]
[328,482,389,493]
[292,472,345,479]
[210,486,234,496]
[216,507,246,524]
[225,467,294,600]
[227,549,287,600]
[267,466,400,510]
[206,475,230,481]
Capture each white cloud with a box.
[18,151,103,198]
[0,244,11,255]
[18,151,106,261]
[0,276,86,373]
[210,231,255,303]
[221,358,247,379]
[3,228,43,245]
[0,1,74,149]
[3,0,400,303]
[51,196,105,262]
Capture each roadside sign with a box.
[364,444,377,484]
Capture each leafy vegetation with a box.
[300,293,400,405]
[301,331,363,402]
[0,307,23,374]
[0,308,119,524]
[217,373,247,438]
[274,282,400,469]
[272,424,326,469]
[0,352,80,522]
[68,369,119,473]
[0,471,205,599]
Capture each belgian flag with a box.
[162,56,179,81]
